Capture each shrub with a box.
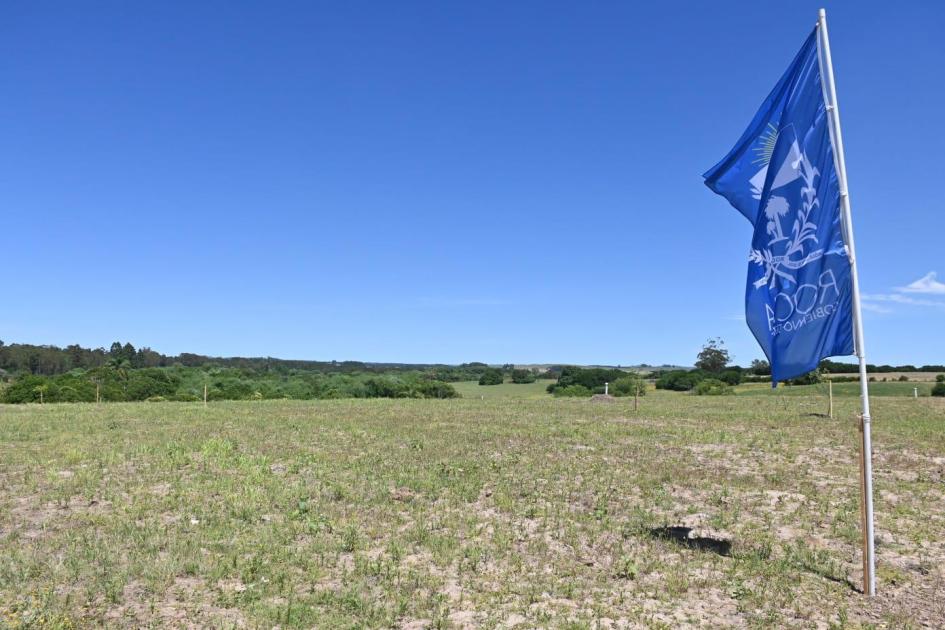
[898,375,909,382]
[551,366,627,392]
[1,375,49,403]
[509,369,536,384]
[787,369,822,386]
[719,369,743,386]
[693,379,733,396]
[611,375,646,397]
[478,368,504,386]
[655,370,705,392]
[932,382,945,397]
[363,377,409,398]
[937,374,945,383]
[552,384,591,398]
[411,380,459,399]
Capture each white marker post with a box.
[817,8,876,596]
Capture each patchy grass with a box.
[451,380,554,400]
[737,381,937,397]
[1,394,944,628]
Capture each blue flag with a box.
[703,28,854,383]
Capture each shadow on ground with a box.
[649,526,864,593]
[649,526,732,557]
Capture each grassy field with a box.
[736,381,936,397]
[455,379,937,399]
[451,380,554,400]
[1,394,944,628]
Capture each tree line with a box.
[0,340,500,380]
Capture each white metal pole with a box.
[817,8,876,597]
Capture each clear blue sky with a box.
[2,1,943,366]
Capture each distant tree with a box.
[121,342,137,365]
[932,382,945,397]
[936,374,945,383]
[479,368,504,386]
[510,369,536,384]
[695,338,730,374]
[66,344,85,369]
[749,359,771,376]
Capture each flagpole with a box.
[816,8,876,597]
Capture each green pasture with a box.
[1,395,944,627]
[736,380,936,397]
[450,379,554,400]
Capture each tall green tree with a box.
[695,338,730,374]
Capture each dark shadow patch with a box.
[649,526,732,557]
[805,413,831,418]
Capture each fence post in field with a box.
[204,384,208,407]
[828,380,833,419]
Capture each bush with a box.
[552,384,591,398]
[719,369,743,386]
[787,369,822,386]
[509,369,536,384]
[478,368,504,386]
[411,380,459,399]
[693,378,733,396]
[932,382,945,397]
[611,375,646,397]
[936,374,945,383]
[363,377,409,398]
[655,370,705,392]
[898,375,909,382]
[552,366,626,392]
[1,375,49,403]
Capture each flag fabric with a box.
[703,28,854,384]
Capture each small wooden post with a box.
[828,380,833,419]
[203,384,208,407]
[634,383,639,412]
[96,383,100,404]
